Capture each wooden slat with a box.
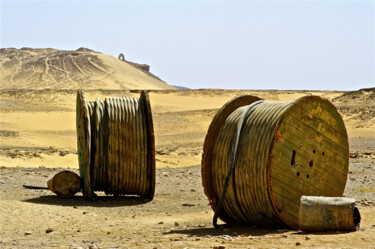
[270,156,343,198]
[269,189,300,229]
[76,91,94,200]
[271,139,347,188]
[285,105,348,149]
[282,114,347,160]
[278,120,348,175]
[295,96,347,135]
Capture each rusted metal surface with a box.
[76,90,155,200]
[202,95,349,229]
[299,196,360,232]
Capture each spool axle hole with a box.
[309,160,313,167]
[306,174,309,179]
[322,151,325,156]
[313,149,316,154]
[297,172,300,177]
[291,150,296,166]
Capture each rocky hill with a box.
[333,87,375,103]
[0,47,175,90]
[332,87,375,128]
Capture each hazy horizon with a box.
[1,1,374,91]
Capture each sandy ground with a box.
[1,89,375,248]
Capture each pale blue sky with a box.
[1,1,374,90]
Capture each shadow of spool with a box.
[23,195,151,207]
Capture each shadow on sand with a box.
[163,225,353,238]
[24,195,151,207]
[163,224,291,238]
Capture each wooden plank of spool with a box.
[141,90,156,199]
[268,96,349,229]
[76,91,95,200]
[202,95,262,224]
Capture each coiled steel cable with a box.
[212,101,264,228]
[76,90,155,200]
[202,95,349,229]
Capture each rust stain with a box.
[274,130,283,142]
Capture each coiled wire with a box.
[76,90,155,200]
[211,100,293,226]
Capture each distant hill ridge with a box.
[0,47,175,90]
[333,87,375,103]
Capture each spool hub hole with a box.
[291,150,296,166]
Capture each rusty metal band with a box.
[76,90,155,200]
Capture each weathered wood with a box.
[141,90,155,199]
[76,91,94,200]
[269,96,349,229]
[202,95,349,229]
[272,131,347,183]
[47,171,81,198]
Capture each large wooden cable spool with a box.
[201,95,349,229]
[76,90,155,200]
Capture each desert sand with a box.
[0,48,175,90]
[0,48,374,248]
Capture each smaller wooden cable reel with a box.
[76,90,155,200]
[23,170,81,198]
[47,171,81,198]
[202,95,349,229]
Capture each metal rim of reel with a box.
[201,94,262,224]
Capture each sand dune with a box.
[0,47,175,90]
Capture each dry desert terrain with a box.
[0,48,374,248]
